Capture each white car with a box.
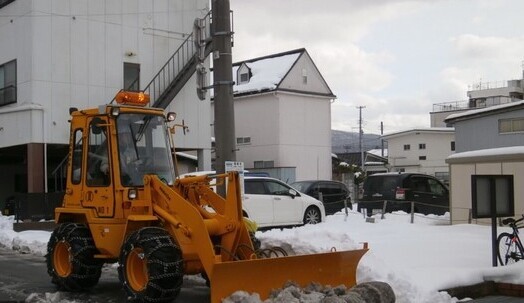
[242,176,325,229]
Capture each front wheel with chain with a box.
[118,227,184,302]
[46,223,102,290]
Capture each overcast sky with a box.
[228,0,524,135]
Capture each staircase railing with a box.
[145,10,212,109]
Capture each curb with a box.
[444,281,524,299]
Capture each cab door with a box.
[82,117,115,218]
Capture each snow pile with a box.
[3,210,524,302]
[224,281,395,303]
[0,215,50,256]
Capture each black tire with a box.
[118,227,184,302]
[497,232,522,266]
[46,223,102,291]
[303,206,321,225]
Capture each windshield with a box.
[116,113,174,186]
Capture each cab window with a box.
[86,120,110,187]
[71,129,83,184]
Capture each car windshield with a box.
[363,176,399,194]
[290,181,314,192]
[116,113,174,186]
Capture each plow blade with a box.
[209,248,368,303]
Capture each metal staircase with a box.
[145,11,213,109]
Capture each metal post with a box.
[410,202,415,224]
[381,200,387,219]
[212,0,236,196]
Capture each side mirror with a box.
[288,189,298,198]
[91,117,105,135]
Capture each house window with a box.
[124,62,140,91]
[239,73,249,83]
[236,136,251,145]
[302,68,308,84]
[419,143,426,150]
[0,0,15,9]
[450,141,455,151]
[419,156,426,160]
[0,59,16,106]
[254,160,274,169]
[403,144,410,151]
[499,118,524,134]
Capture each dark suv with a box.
[358,173,449,216]
[291,180,351,215]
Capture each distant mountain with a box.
[331,130,384,154]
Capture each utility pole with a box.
[212,0,236,176]
[381,121,384,157]
[357,106,366,169]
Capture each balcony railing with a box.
[432,96,522,113]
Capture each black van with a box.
[291,180,351,215]
[358,172,449,216]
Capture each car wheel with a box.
[303,207,321,225]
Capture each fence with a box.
[3,192,64,222]
[359,200,452,224]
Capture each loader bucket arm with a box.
[209,248,368,303]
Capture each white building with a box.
[0,0,211,202]
[382,128,455,182]
[212,49,336,182]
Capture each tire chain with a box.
[122,227,183,303]
[47,223,102,289]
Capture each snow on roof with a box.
[232,51,301,95]
[445,100,524,122]
[175,152,197,161]
[367,148,388,158]
[446,146,524,163]
[382,127,454,138]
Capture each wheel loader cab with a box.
[62,98,176,222]
[115,113,175,187]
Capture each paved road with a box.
[0,247,211,303]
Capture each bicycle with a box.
[497,215,524,266]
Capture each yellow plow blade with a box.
[209,248,368,303]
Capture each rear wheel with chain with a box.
[46,223,103,290]
[118,227,184,302]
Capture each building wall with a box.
[454,109,524,153]
[233,93,281,169]
[228,91,332,182]
[385,130,455,176]
[0,0,210,149]
[277,92,332,181]
[279,52,332,95]
[0,0,211,199]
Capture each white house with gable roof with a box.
[212,48,336,182]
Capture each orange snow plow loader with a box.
[46,91,368,303]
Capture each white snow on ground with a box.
[2,211,524,302]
